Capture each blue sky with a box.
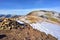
[0,0,60,15]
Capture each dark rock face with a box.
[0,34,6,39]
[0,19,3,22]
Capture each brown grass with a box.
[26,16,43,23]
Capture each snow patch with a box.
[16,20,24,24]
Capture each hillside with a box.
[0,10,60,40]
[0,18,57,40]
[27,10,60,25]
[16,10,60,40]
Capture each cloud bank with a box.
[0,7,60,15]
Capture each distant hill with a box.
[27,10,60,24]
[27,10,60,19]
[0,14,21,18]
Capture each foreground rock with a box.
[0,18,25,30]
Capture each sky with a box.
[0,0,60,15]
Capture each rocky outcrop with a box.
[0,18,26,30]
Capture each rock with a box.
[0,18,26,30]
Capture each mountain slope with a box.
[16,10,60,40]
[0,10,60,40]
[0,18,57,40]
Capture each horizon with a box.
[0,9,60,15]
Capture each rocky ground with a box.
[0,26,57,40]
[0,18,57,40]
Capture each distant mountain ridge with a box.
[0,14,21,18]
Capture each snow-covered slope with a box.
[30,22,60,40]
[17,19,60,40]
